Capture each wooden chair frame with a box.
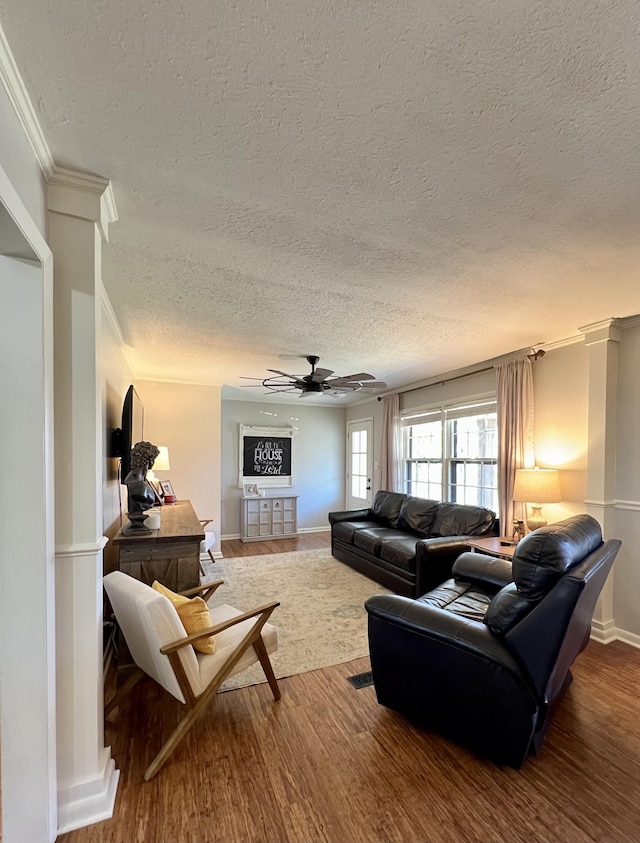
[106,579,280,781]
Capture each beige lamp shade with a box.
[513,468,561,532]
[146,446,170,483]
[153,446,171,472]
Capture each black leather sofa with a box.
[365,514,621,767]
[328,491,497,598]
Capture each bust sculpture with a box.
[123,441,160,534]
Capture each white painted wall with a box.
[135,380,222,553]
[531,342,589,524]
[614,321,640,640]
[0,254,56,843]
[0,82,46,235]
[221,399,345,536]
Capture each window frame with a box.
[400,398,498,513]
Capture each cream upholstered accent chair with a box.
[103,570,280,781]
[199,518,216,565]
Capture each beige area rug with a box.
[200,549,391,691]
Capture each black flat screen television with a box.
[111,385,144,481]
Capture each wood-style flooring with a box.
[220,531,331,557]
[59,533,640,843]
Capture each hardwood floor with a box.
[220,530,331,557]
[59,537,640,843]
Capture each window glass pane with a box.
[402,400,498,514]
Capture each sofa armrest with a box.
[328,508,371,525]
[414,536,479,596]
[452,551,514,589]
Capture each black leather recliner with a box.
[365,514,621,767]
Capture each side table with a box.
[466,536,518,561]
[113,499,204,591]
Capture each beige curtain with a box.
[380,393,401,491]
[495,356,534,534]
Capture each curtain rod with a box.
[377,349,545,401]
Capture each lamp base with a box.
[526,505,547,533]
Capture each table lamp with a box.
[513,467,561,532]
[147,446,170,482]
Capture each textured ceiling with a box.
[2,0,640,402]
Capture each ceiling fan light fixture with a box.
[300,381,324,397]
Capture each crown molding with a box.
[538,334,584,352]
[578,318,622,345]
[620,313,640,331]
[48,165,117,220]
[0,22,55,175]
[0,22,118,232]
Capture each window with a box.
[401,400,498,513]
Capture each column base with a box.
[57,747,119,834]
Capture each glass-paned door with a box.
[347,419,373,510]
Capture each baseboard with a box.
[590,621,640,649]
[57,747,119,834]
[200,550,224,561]
[590,618,617,644]
[610,628,640,649]
[221,526,330,541]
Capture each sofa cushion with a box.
[512,514,603,600]
[371,491,407,528]
[332,520,380,544]
[417,578,492,622]
[378,537,419,574]
[353,527,400,556]
[397,496,439,537]
[431,502,496,538]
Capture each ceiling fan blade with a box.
[358,381,387,389]
[311,367,334,382]
[334,372,376,383]
[267,368,301,379]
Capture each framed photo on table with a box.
[149,480,164,505]
[160,479,176,498]
[243,482,260,497]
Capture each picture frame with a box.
[160,479,176,498]
[243,482,260,497]
[238,425,295,488]
[149,479,164,505]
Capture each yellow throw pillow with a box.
[152,581,216,655]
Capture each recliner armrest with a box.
[365,594,522,669]
[452,551,514,589]
[328,508,371,525]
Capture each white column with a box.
[48,169,120,833]
[579,318,620,642]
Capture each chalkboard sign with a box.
[239,425,295,487]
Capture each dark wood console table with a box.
[113,499,204,591]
